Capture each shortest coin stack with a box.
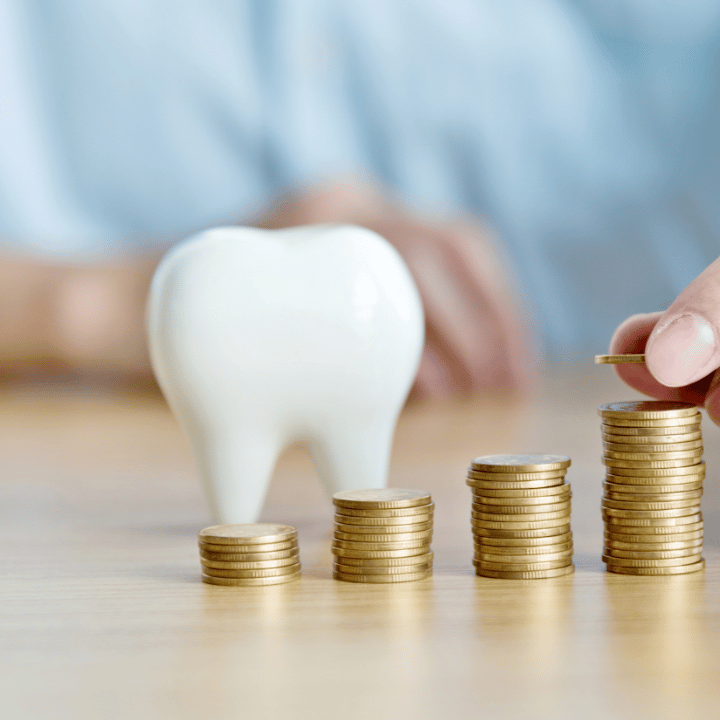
[467,454,574,579]
[199,523,301,586]
[332,489,434,583]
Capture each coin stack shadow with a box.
[600,401,705,576]
[467,455,574,579]
[332,489,434,583]
[198,523,301,586]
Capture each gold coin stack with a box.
[600,401,705,576]
[467,454,574,579]
[332,489,434,583]
[198,523,301,586]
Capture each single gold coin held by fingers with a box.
[594,354,646,364]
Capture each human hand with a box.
[256,178,537,399]
[609,255,720,424]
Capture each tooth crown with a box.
[147,224,424,523]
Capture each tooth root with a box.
[309,420,397,498]
[195,431,279,524]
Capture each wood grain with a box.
[1,367,718,720]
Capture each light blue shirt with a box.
[2,0,720,355]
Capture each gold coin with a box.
[198,539,297,554]
[332,489,431,509]
[475,550,573,564]
[474,558,571,572]
[603,491,703,505]
[201,572,300,586]
[473,525,571,539]
[603,547,702,560]
[594,354,645,364]
[605,559,705,576]
[472,509,570,523]
[603,440,703,453]
[604,538,703,551]
[198,523,297,546]
[199,547,299,561]
[335,503,435,518]
[599,401,698,419]
[201,555,300,570]
[606,464,705,478]
[475,541,573,556]
[331,544,431,559]
[601,416,700,429]
[601,431,702,445]
[602,456,702,469]
[604,529,703,544]
[604,520,703,535]
[472,485,571,499]
[603,448,703,461]
[473,492,572,512]
[603,482,703,497]
[467,469,567,482]
[333,561,433,575]
[603,553,702,568]
[334,529,433,543]
[602,505,700,519]
[332,537,431,551]
[470,454,571,473]
[472,501,571,515]
[605,477,704,490]
[334,512,433,526]
[203,563,302,578]
[333,569,433,583]
[476,565,575,579]
[472,516,570,530]
[335,521,433,534]
[468,478,565,490]
[335,552,434,567]
[603,511,701,525]
[601,423,701,436]
[475,532,573,547]
[602,498,700,511]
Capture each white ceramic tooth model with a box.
[147,224,424,523]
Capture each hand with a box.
[257,177,538,399]
[610,255,720,425]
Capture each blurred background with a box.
[2,0,720,391]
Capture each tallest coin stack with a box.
[600,401,705,575]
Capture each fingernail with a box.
[647,313,717,387]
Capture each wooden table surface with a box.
[2,367,719,720]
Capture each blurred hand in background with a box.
[1,178,537,400]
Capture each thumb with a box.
[646,256,720,387]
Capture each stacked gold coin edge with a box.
[332,489,434,583]
[599,402,705,576]
[467,454,574,579]
[198,523,301,586]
